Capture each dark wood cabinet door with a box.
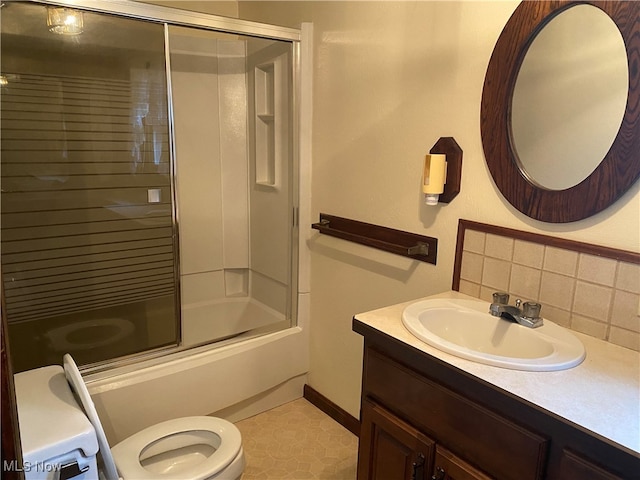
[358,399,435,480]
[557,450,622,480]
[431,446,493,480]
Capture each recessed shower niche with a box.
[252,52,290,188]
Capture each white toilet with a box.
[13,354,245,480]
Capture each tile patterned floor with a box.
[235,398,358,479]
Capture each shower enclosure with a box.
[1,1,300,373]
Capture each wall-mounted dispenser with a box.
[422,137,463,205]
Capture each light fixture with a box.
[421,137,463,206]
[47,7,83,35]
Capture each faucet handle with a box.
[522,302,541,319]
[492,292,509,305]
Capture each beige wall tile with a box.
[513,240,544,268]
[539,271,574,310]
[484,233,514,260]
[610,290,640,333]
[577,254,617,286]
[481,257,511,291]
[480,285,499,303]
[509,264,541,300]
[571,314,608,340]
[573,281,612,322]
[456,228,637,350]
[464,230,485,254]
[543,246,578,276]
[616,262,640,294]
[460,251,483,283]
[541,304,571,328]
[459,280,481,298]
[608,327,640,351]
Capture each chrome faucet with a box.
[489,292,543,328]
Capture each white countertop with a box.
[354,291,640,454]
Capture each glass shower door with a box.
[168,26,296,348]
[0,2,179,372]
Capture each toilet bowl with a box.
[111,417,244,480]
[13,355,245,480]
[44,317,135,352]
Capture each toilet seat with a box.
[111,417,242,480]
[63,354,120,480]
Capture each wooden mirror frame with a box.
[481,1,640,223]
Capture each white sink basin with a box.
[402,297,585,371]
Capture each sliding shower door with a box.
[1,2,179,372]
[168,26,296,349]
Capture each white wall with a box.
[237,1,640,418]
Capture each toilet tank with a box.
[13,366,99,480]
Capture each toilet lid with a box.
[63,354,121,480]
[110,416,242,480]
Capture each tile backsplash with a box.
[456,223,640,352]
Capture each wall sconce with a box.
[47,7,84,35]
[422,137,463,205]
[423,153,447,205]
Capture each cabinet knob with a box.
[411,453,426,480]
[431,466,446,480]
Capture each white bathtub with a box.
[87,293,309,445]
[181,297,286,347]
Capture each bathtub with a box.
[87,292,310,444]
[181,297,287,347]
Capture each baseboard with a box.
[303,384,360,437]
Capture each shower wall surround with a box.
[455,220,640,351]
[169,27,295,347]
[170,33,250,308]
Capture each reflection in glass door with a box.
[1,2,179,372]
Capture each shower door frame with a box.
[28,0,302,41]
[11,0,303,371]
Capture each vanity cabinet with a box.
[354,319,638,480]
[358,399,435,480]
[359,397,492,480]
[357,348,545,480]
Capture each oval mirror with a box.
[512,4,628,190]
[481,1,640,223]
